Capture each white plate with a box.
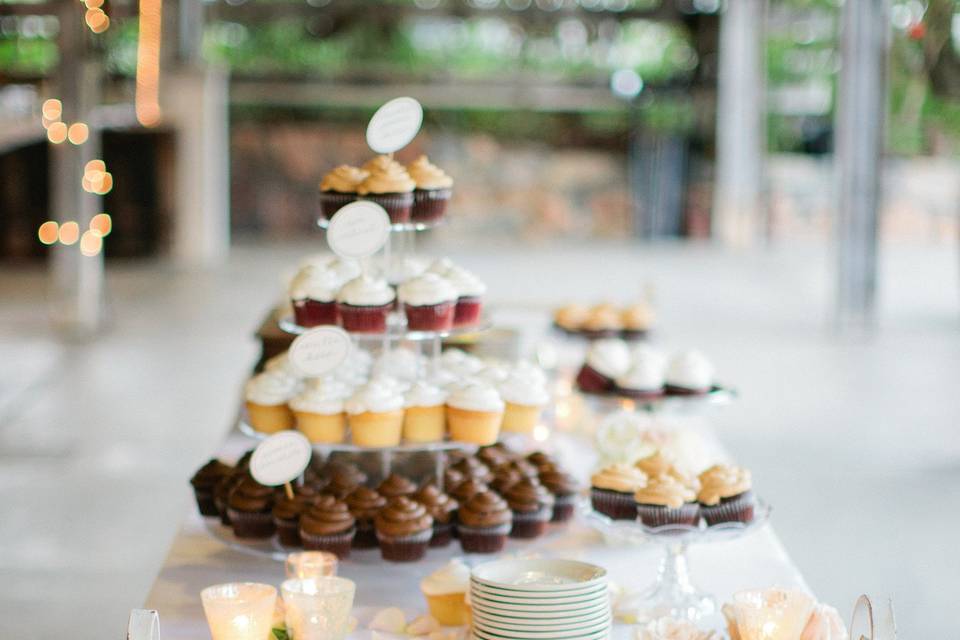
[469,594,609,614]
[470,598,610,621]
[472,619,611,640]
[470,579,609,600]
[473,630,610,640]
[471,605,611,630]
[472,559,607,592]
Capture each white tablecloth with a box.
[144,430,810,639]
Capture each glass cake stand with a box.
[277,314,492,342]
[582,498,771,623]
[316,217,445,233]
[578,385,736,414]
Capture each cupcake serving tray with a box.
[278,314,492,342]
[578,385,736,413]
[317,216,445,233]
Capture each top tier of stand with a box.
[317,217,445,233]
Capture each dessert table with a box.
[144,428,810,639]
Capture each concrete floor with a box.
[1,238,958,638]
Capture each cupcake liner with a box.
[611,385,664,400]
[274,517,302,547]
[509,506,551,539]
[319,190,357,220]
[338,302,393,333]
[635,502,701,529]
[352,522,379,549]
[458,522,511,554]
[590,488,637,521]
[376,528,432,562]
[621,328,649,341]
[193,488,218,517]
[550,494,577,523]
[215,495,232,526]
[299,527,356,559]
[361,192,414,224]
[664,384,711,396]
[412,187,451,223]
[227,509,276,539]
[404,301,456,331]
[576,365,614,394]
[581,328,620,339]
[453,297,483,327]
[429,522,454,548]
[292,299,338,328]
[701,491,755,526]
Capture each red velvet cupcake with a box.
[289,264,342,328]
[576,339,632,394]
[444,266,486,328]
[399,273,458,332]
[336,275,396,334]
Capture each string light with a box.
[90,213,112,237]
[80,229,104,256]
[135,0,163,127]
[38,221,59,245]
[67,123,89,145]
[85,7,110,33]
[47,121,68,144]
[58,221,80,245]
[41,99,62,123]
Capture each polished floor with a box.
[1,238,958,638]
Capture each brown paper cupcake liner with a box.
[412,188,451,223]
[701,491,755,526]
[319,190,357,220]
[376,528,433,562]
[458,522,511,554]
[550,494,577,523]
[576,365,614,394]
[590,487,637,520]
[453,297,483,327]
[509,506,551,539]
[338,302,393,333]
[299,527,356,559]
[292,299,338,328]
[274,518,302,547]
[361,192,414,224]
[227,509,276,539]
[404,301,456,331]
[352,522,379,549]
[193,488,218,517]
[664,384,711,396]
[635,502,701,529]
[429,522,454,548]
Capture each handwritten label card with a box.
[366,96,423,154]
[326,201,390,259]
[250,431,312,487]
[289,326,351,377]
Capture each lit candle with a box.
[285,551,339,579]
[732,588,816,640]
[201,583,277,640]
[281,577,356,640]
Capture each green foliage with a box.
[0,36,57,75]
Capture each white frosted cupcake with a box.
[446,382,504,445]
[576,338,631,393]
[398,273,458,331]
[289,264,342,328]
[336,275,396,334]
[498,374,550,434]
[403,381,448,443]
[290,379,351,443]
[345,382,405,447]
[372,347,422,383]
[614,347,666,398]
[665,350,714,394]
[244,371,299,434]
[263,351,304,379]
[420,559,470,626]
[439,348,484,378]
[443,266,486,327]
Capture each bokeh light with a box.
[68,123,89,145]
[38,221,59,245]
[85,7,109,33]
[90,213,112,237]
[135,0,163,127]
[42,98,62,122]
[58,221,80,245]
[47,121,68,144]
[80,229,104,256]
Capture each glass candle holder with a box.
[732,588,816,640]
[285,551,339,579]
[201,582,278,640]
[281,576,356,640]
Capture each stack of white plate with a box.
[469,558,611,640]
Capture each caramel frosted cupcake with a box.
[697,464,754,526]
[226,477,276,539]
[346,486,386,548]
[582,304,623,339]
[374,496,434,562]
[413,483,458,547]
[634,474,699,529]
[377,473,417,500]
[299,495,356,558]
[190,459,233,517]
[621,301,654,339]
[319,164,366,220]
[590,463,647,520]
[357,155,416,223]
[553,303,589,333]
[539,467,579,522]
[505,479,555,539]
[635,451,692,487]
[407,155,453,223]
[458,490,513,554]
[272,489,318,547]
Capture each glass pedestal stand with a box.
[582,499,771,624]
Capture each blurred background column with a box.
[835,0,890,329]
[714,0,766,246]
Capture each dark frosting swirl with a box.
[413,483,458,524]
[191,459,233,489]
[526,451,558,471]
[459,491,512,528]
[451,478,488,504]
[443,468,465,490]
[505,479,555,513]
[300,495,356,535]
[491,467,524,494]
[374,496,433,537]
[345,486,387,521]
[450,456,494,484]
[377,473,417,499]
[539,468,579,497]
[477,445,512,468]
[496,458,539,479]
[227,477,274,513]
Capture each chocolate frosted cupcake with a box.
[697,464,755,526]
[442,467,465,492]
[539,467,579,522]
[498,458,539,480]
[299,495,356,558]
[190,459,233,517]
[590,464,648,520]
[319,164,366,220]
[377,473,417,500]
[490,466,524,495]
[413,483,458,547]
[272,489,317,547]
[458,491,513,554]
[505,479,555,539]
[407,155,453,223]
[324,465,368,499]
[526,451,558,473]
[357,155,416,224]
[226,477,276,539]
[477,444,513,469]
[345,486,386,548]
[450,477,488,505]
[374,497,434,562]
[214,471,247,526]
[634,475,700,529]
[450,456,494,484]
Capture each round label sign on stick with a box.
[250,431,312,487]
[366,96,423,154]
[326,201,390,260]
[289,326,351,378]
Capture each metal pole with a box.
[49,1,105,338]
[835,0,889,329]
